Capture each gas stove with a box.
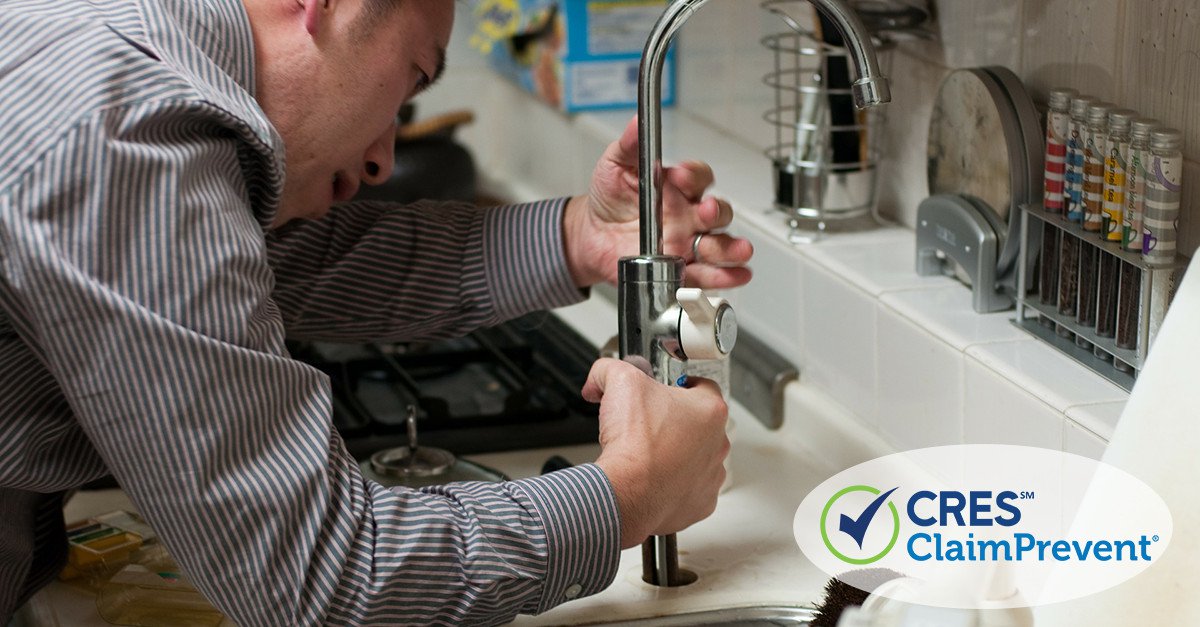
[288,313,601,461]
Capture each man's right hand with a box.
[583,358,730,549]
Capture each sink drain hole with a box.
[642,567,698,587]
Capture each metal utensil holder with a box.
[761,0,892,243]
[1015,203,1187,391]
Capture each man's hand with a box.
[563,116,754,289]
[583,358,729,548]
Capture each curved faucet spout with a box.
[636,0,891,256]
[627,0,891,589]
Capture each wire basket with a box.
[761,0,893,242]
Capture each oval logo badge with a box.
[794,445,1172,608]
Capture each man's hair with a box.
[353,0,402,37]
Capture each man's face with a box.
[257,0,454,227]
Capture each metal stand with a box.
[1015,204,1187,391]
[761,0,893,243]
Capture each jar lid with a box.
[1048,87,1077,111]
[1087,102,1115,126]
[1131,118,1161,141]
[1151,128,1183,152]
[1107,109,1137,134]
[1070,95,1097,119]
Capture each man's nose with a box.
[361,122,396,186]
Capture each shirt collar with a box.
[134,0,285,228]
[142,0,258,98]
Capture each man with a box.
[0,0,753,624]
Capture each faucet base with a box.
[641,535,698,587]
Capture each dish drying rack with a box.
[761,0,894,243]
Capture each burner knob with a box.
[676,288,737,361]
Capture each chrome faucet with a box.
[621,0,891,587]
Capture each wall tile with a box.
[964,340,1128,413]
[1181,160,1200,258]
[798,228,957,296]
[1059,420,1105,532]
[1065,400,1126,441]
[963,354,1065,449]
[727,221,807,370]
[875,49,951,226]
[1020,0,1126,103]
[677,3,780,152]
[1120,0,1200,163]
[880,286,1028,352]
[801,261,878,425]
[933,0,1024,70]
[876,304,964,450]
[1064,419,1108,460]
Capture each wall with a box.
[673,0,1199,257]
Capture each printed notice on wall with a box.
[586,1,664,55]
[569,59,673,107]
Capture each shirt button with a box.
[564,583,583,599]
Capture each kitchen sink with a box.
[578,605,815,626]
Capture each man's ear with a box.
[303,0,331,36]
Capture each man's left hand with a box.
[563,116,754,288]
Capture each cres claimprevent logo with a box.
[821,485,900,565]
[795,445,1175,609]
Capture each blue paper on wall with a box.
[469,0,677,112]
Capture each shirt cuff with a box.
[484,198,587,320]
[511,463,622,614]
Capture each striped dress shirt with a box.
[0,0,620,624]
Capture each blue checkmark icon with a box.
[839,487,898,549]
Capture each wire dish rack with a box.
[761,0,894,243]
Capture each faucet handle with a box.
[676,288,737,360]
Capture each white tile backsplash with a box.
[875,303,964,449]
[726,219,807,370]
[801,261,878,424]
[963,355,1065,449]
[676,4,782,154]
[1064,419,1109,460]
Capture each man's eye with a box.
[414,72,431,93]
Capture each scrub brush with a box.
[811,568,904,627]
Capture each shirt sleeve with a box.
[265,198,587,343]
[0,104,619,626]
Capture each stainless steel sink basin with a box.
[579,605,815,626]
